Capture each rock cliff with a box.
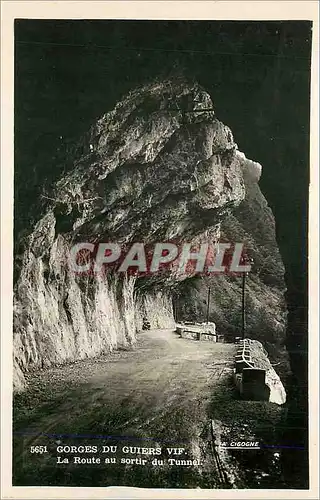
[13,79,285,390]
[175,154,287,359]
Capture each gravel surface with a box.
[13,329,285,488]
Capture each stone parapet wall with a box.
[233,338,286,405]
[176,322,216,342]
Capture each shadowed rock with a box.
[13,79,276,390]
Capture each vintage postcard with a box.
[1,1,319,498]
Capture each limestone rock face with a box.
[49,79,245,243]
[14,79,251,390]
[175,148,287,356]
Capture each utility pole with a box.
[241,272,246,340]
[241,256,253,340]
[174,295,179,323]
[206,286,211,324]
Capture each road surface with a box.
[13,329,243,487]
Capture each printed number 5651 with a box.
[30,446,48,454]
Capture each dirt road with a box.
[13,329,283,488]
[13,329,237,488]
